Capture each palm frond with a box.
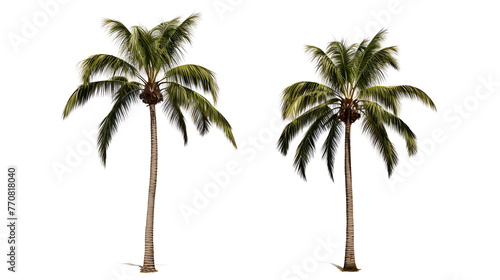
[62,77,131,118]
[352,38,369,62]
[97,81,141,165]
[360,109,398,176]
[353,29,389,74]
[162,97,188,145]
[358,86,401,114]
[79,54,141,83]
[321,115,343,180]
[128,25,158,74]
[154,13,200,68]
[281,81,336,119]
[326,40,356,87]
[293,111,334,179]
[165,64,219,103]
[361,101,417,155]
[166,82,237,148]
[304,45,344,91]
[102,19,132,59]
[277,103,333,155]
[362,85,436,111]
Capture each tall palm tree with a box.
[62,13,237,273]
[277,30,436,271]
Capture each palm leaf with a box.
[355,46,399,90]
[358,86,401,114]
[353,29,389,75]
[321,115,343,180]
[360,109,398,176]
[162,97,188,145]
[361,85,436,111]
[154,13,200,68]
[97,81,141,165]
[79,54,141,83]
[278,102,334,155]
[166,82,237,148]
[165,64,219,103]
[361,101,417,155]
[281,81,336,119]
[305,45,344,91]
[326,40,356,88]
[128,25,158,74]
[63,76,130,118]
[293,110,334,179]
[102,19,132,59]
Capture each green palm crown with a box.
[63,13,237,165]
[278,29,436,180]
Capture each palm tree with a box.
[277,30,436,271]
[62,13,237,273]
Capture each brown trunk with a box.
[141,104,159,273]
[342,119,359,272]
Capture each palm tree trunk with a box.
[141,104,159,273]
[342,119,359,272]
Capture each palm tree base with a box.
[341,266,360,272]
[140,266,158,273]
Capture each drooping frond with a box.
[63,76,130,118]
[293,111,334,179]
[79,54,141,83]
[281,81,336,119]
[361,109,398,176]
[97,81,141,165]
[361,101,417,156]
[278,102,334,155]
[166,82,237,148]
[358,86,401,114]
[165,64,219,103]
[162,96,188,145]
[321,115,343,180]
[360,85,436,112]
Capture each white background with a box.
[1,0,499,279]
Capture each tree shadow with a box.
[330,263,343,271]
[330,263,361,272]
[122,263,167,268]
[122,263,142,267]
